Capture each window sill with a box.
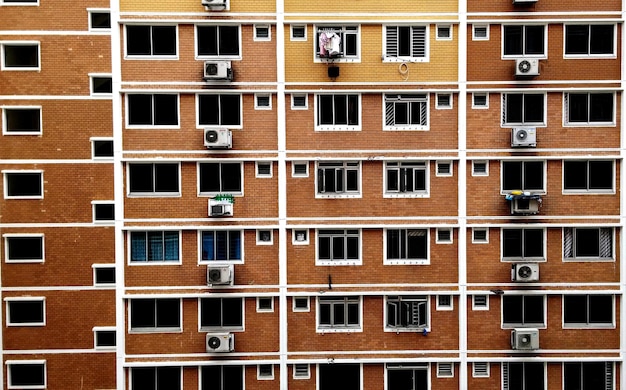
[384,259,429,265]
[502,325,546,330]
[501,258,546,263]
[562,190,615,195]
[562,324,615,329]
[315,193,361,199]
[563,257,615,262]
[316,327,362,333]
[384,326,430,333]
[129,261,182,265]
[129,328,182,333]
[563,122,615,127]
[383,57,429,63]
[316,260,362,266]
[124,55,179,60]
[2,131,42,136]
[563,54,617,59]
[199,259,243,265]
[7,323,45,327]
[383,126,429,131]
[383,193,430,199]
[314,57,361,64]
[127,193,181,198]
[315,126,361,131]
[200,327,243,332]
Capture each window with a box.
[196,25,240,58]
[200,297,243,330]
[4,234,44,263]
[94,327,116,349]
[436,228,452,244]
[502,93,545,125]
[472,93,488,108]
[384,25,428,61]
[257,297,273,312]
[293,364,310,379]
[437,295,452,310]
[317,229,360,264]
[385,162,428,196]
[130,231,180,262]
[127,94,178,127]
[502,295,544,327]
[316,162,360,196]
[293,297,310,312]
[472,160,488,176]
[93,265,116,285]
[473,25,489,40]
[316,94,360,130]
[502,228,544,261]
[315,26,359,59]
[130,298,180,331]
[436,93,452,109]
[7,361,46,389]
[125,25,177,57]
[3,107,41,134]
[386,296,428,330]
[292,162,309,177]
[3,171,43,199]
[291,25,306,40]
[89,10,111,30]
[318,296,360,330]
[200,366,243,390]
[503,363,544,390]
[563,295,613,327]
[501,161,544,192]
[128,163,179,195]
[472,228,489,243]
[257,229,272,245]
[257,365,274,380]
[254,25,270,41]
[385,229,428,264]
[197,94,241,127]
[198,162,242,195]
[473,362,490,378]
[437,363,454,378]
[131,367,181,390]
[563,227,613,260]
[436,161,452,177]
[1,42,39,70]
[564,362,613,390]
[255,94,271,109]
[563,160,613,192]
[6,298,45,326]
[91,75,112,94]
[199,230,242,262]
[291,94,308,109]
[564,93,614,125]
[565,24,614,56]
[436,25,452,40]
[320,364,360,390]
[92,139,114,159]
[387,363,428,390]
[293,229,309,245]
[93,202,115,223]
[383,94,428,130]
[473,295,489,310]
[503,25,545,56]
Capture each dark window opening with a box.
[8,300,44,324]
[197,25,240,56]
[130,298,180,329]
[502,228,544,259]
[6,236,43,261]
[200,366,243,390]
[387,229,428,260]
[93,140,114,158]
[95,330,116,347]
[8,363,45,388]
[4,108,40,132]
[5,172,42,197]
[200,298,243,328]
[92,77,113,94]
[131,367,181,390]
[502,295,544,326]
[502,161,544,192]
[128,163,179,194]
[198,94,241,126]
[199,162,242,193]
[127,94,178,126]
[94,203,114,221]
[126,25,176,56]
[90,12,111,29]
[94,267,116,285]
[3,44,38,67]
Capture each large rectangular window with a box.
[503,25,545,56]
[4,234,44,263]
[6,298,45,326]
[501,161,544,192]
[130,231,180,262]
[564,362,613,390]
[196,25,240,57]
[3,171,43,199]
[384,26,428,61]
[316,162,360,196]
[502,93,545,125]
[198,162,242,194]
[387,363,428,390]
[1,42,39,70]
[320,364,360,390]
[127,94,178,127]
[384,94,428,130]
[386,229,428,264]
[3,107,41,134]
[563,160,613,192]
[386,296,428,330]
[130,367,181,390]
[130,298,180,331]
[7,361,46,389]
[315,26,359,59]
[128,163,179,195]
[385,162,428,195]
[565,24,614,56]
[316,94,360,130]
[200,230,242,262]
[197,94,241,127]
[563,227,613,260]
[317,229,360,263]
[200,366,243,390]
[563,295,613,327]
[125,25,177,57]
[502,362,545,390]
[199,297,243,330]
[502,228,544,261]
[318,296,361,330]
[564,93,614,125]
[502,295,544,327]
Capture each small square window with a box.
[257,229,273,245]
[291,94,308,109]
[257,297,274,312]
[258,364,274,380]
[89,10,111,30]
[473,25,489,40]
[293,229,309,245]
[436,25,452,40]
[437,363,454,378]
[256,162,272,178]
[437,295,453,310]
[436,228,453,244]
[93,265,116,286]
[91,75,112,95]
[472,362,490,378]
[472,93,489,109]
[254,25,271,41]
[472,228,489,243]
[93,202,115,223]
[436,161,453,177]
[473,295,489,310]
[92,139,114,159]
[255,94,272,110]
[291,25,306,40]
[293,297,310,312]
[436,93,452,109]
[292,162,309,177]
[293,364,310,379]
[472,161,488,176]
[94,327,116,349]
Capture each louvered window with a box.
[386,296,428,329]
[563,227,613,260]
[384,94,428,129]
[437,363,454,377]
[385,26,427,59]
[473,362,489,377]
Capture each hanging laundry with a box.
[318,31,342,57]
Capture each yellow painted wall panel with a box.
[120,0,275,13]
[285,0,457,14]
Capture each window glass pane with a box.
[502,162,522,191]
[564,161,588,189]
[220,95,241,126]
[199,163,221,193]
[566,25,589,54]
[7,237,42,260]
[524,363,545,390]
[525,26,544,54]
[320,364,360,390]
[151,26,176,56]
[154,164,178,192]
[588,295,612,323]
[221,163,241,192]
[197,26,218,56]
[524,229,543,258]
[568,93,588,122]
[9,364,45,387]
[505,94,523,123]
[92,77,113,94]
[4,45,38,67]
[221,298,243,326]
[91,12,111,29]
[156,367,181,390]
[219,26,239,55]
[130,299,155,328]
[588,161,613,189]
[564,363,582,390]
[524,296,544,324]
[8,301,43,323]
[156,299,179,328]
[564,295,587,323]
[590,25,613,54]
[201,298,221,327]
[576,228,600,257]
[153,95,178,126]
[503,229,522,258]
[589,93,613,122]
[126,26,151,55]
[504,26,522,55]
[128,94,153,125]
[503,295,523,324]
[7,173,41,197]
[198,95,220,125]
[523,94,544,123]
[524,161,543,190]
[406,230,427,259]
[5,109,40,132]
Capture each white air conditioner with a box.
[511,328,539,350]
[208,199,233,217]
[515,58,539,76]
[207,264,234,285]
[511,197,540,215]
[511,263,539,282]
[204,128,232,149]
[206,332,234,352]
[201,0,227,10]
[203,61,232,80]
[511,127,537,148]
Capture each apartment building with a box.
[0,0,623,389]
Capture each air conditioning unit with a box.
[208,199,233,217]
[515,58,539,76]
[511,127,537,148]
[511,197,540,215]
[207,264,234,285]
[201,0,227,10]
[511,263,539,282]
[206,332,234,352]
[511,328,539,350]
[203,61,232,81]
[204,128,232,149]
